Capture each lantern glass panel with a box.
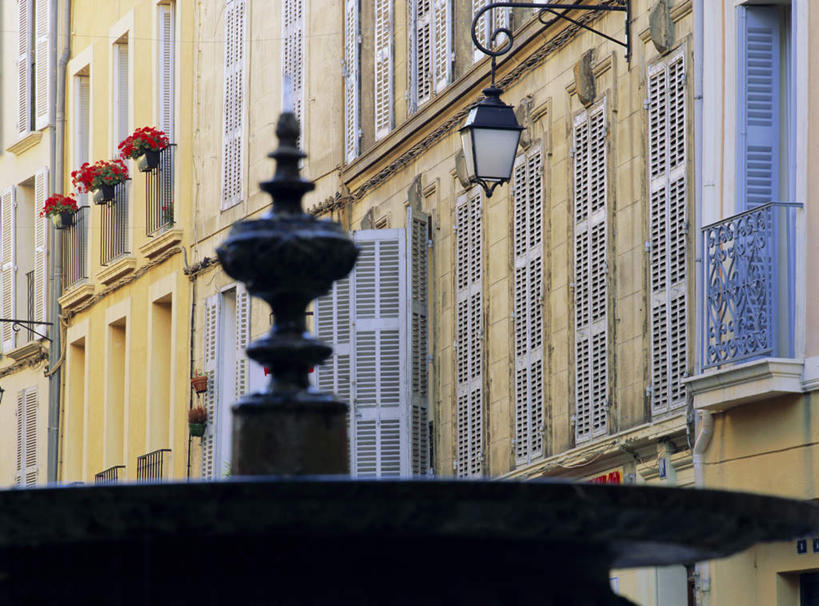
[472,127,522,181]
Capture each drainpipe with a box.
[47,0,70,484]
[693,411,713,605]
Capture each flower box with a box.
[137,150,161,173]
[40,194,78,229]
[51,210,75,229]
[93,183,116,205]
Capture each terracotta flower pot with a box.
[189,422,206,438]
[137,149,161,173]
[191,375,208,394]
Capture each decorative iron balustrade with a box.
[94,465,126,484]
[100,181,130,266]
[145,145,175,235]
[136,449,171,482]
[702,202,800,369]
[63,205,89,289]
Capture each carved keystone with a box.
[649,0,675,55]
[574,50,596,108]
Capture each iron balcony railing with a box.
[702,202,801,369]
[136,449,171,482]
[145,145,175,236]
[100,180,130,266]
[62,205,89,289]
[94,465,126,484]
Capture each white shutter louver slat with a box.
[201,295,221,479]
[222,0,247,209]
[374,0,393,140]
[648,49,688,415]
[17,0,32,136]
[33,169,48,324]
[34,0,51,130]
[158,4,175,141]
[1,189,17,353]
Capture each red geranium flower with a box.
[117,126,170,160]
[40,194,78,218]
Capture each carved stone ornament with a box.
[574,50,597,108]
[649,0,675,55]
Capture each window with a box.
[16,0,53,137]
[455,189,483,477]
[201,285,250,479]
[573,99,608,444]
[737,4,792,209]
[112,37,129,150]
[512,147,544,466]
[0,170,48,354]
[106,318,126,469]
[222,0,247,209]
[282,0,304,125]
[65,74,90,288]
[344,0,360,161]
[472,0,510,63]
[314,209,430,477]
[409,0,451,111]
[648,48,688,415]
[16,387,38,486]
[158,2,175,142]
[374,0,394,140]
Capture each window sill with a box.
[683,358,804,412]
[6,130,43,156]
[58,282,95,310]
[138,228,182,260]
[96,256,137,286]
[6,340,47,363]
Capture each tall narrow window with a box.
[344,0,360,161]
[737,5,790,209]
[0,188,17,353]
[34,0,52,129]
[648,48,688,415]
[16,387,38,486]
[222,0,247,210]
[409,0,451,111]
[573,100,608,444]
[106,319,127,469]
[112,38,129,150]
[158,2,175,142]
[512,147,544,466]
[472,0,509,63]
[149,297,173,450]
[282,0,304,127]
[16,0,33,136]
[33,169,47,325]
[374,0,393,140]
[65,337,87,482]
[455,189,483,477]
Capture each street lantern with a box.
[459,85,523,198]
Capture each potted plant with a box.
[40,194,79,229]
[188,406,208,437]
[118,126,170,172]
[71,159,129,204]
[191,374,208,394]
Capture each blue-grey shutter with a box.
[738,6,780,209]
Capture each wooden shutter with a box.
[738,6,780,209]
[315,275,353,409]
[573,100,608,444]
[432,0,451,94]
[455,189,483,477]
[282,0,304,127]
[234,285,250,401]
[222,0,247,209]
[407,207,429,475]
[513,148,544,466]
[472,1,510,63]
[34,0,52,129]
[344,0,360,161]
[1,188,17,353]
[413,0,433,107]
[17,0,32,136]
[158,3,175,141]
[648,49,688,415]
[412,0,450,107]
[351,230,407,478]
[374,0,393,140]
[34,168,48,324]
[16,387,38,486]
[201,295,221,479]
[113,42,129,149]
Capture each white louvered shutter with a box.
[34,0,52,129]
[351,230,408,478]
[472,0,510,63]
[16,388,38,486]
[282,0,305,130]
[1,189,17,353]
[113,42,129,150]
[407,207,430,475]
[234,285,250,400]
[432,0,451,94]
[374,0,393,140]
[648,49,688,415]
[344,0,360,161]
[158,3,175,141]
[412,0,450,107]
[513,148,544,466]
[201,295,221,479]
[15,390,23,486]
[455,189,483,477]
[573,100,608,444]
[414,0,433,107]
[17,0,32,136]
[315,275,353,411]
[33,169,48,324]
[222,0,247,209]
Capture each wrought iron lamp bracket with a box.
[0,319,53,342]
[472,1,631,87]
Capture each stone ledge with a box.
[684,358,804,412]
[138,228,182,260]
[58,283,95,310]
[6,131,43,156]
[96,256,137,286]
[6,340,47,363]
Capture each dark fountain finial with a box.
[216,112,358,475]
